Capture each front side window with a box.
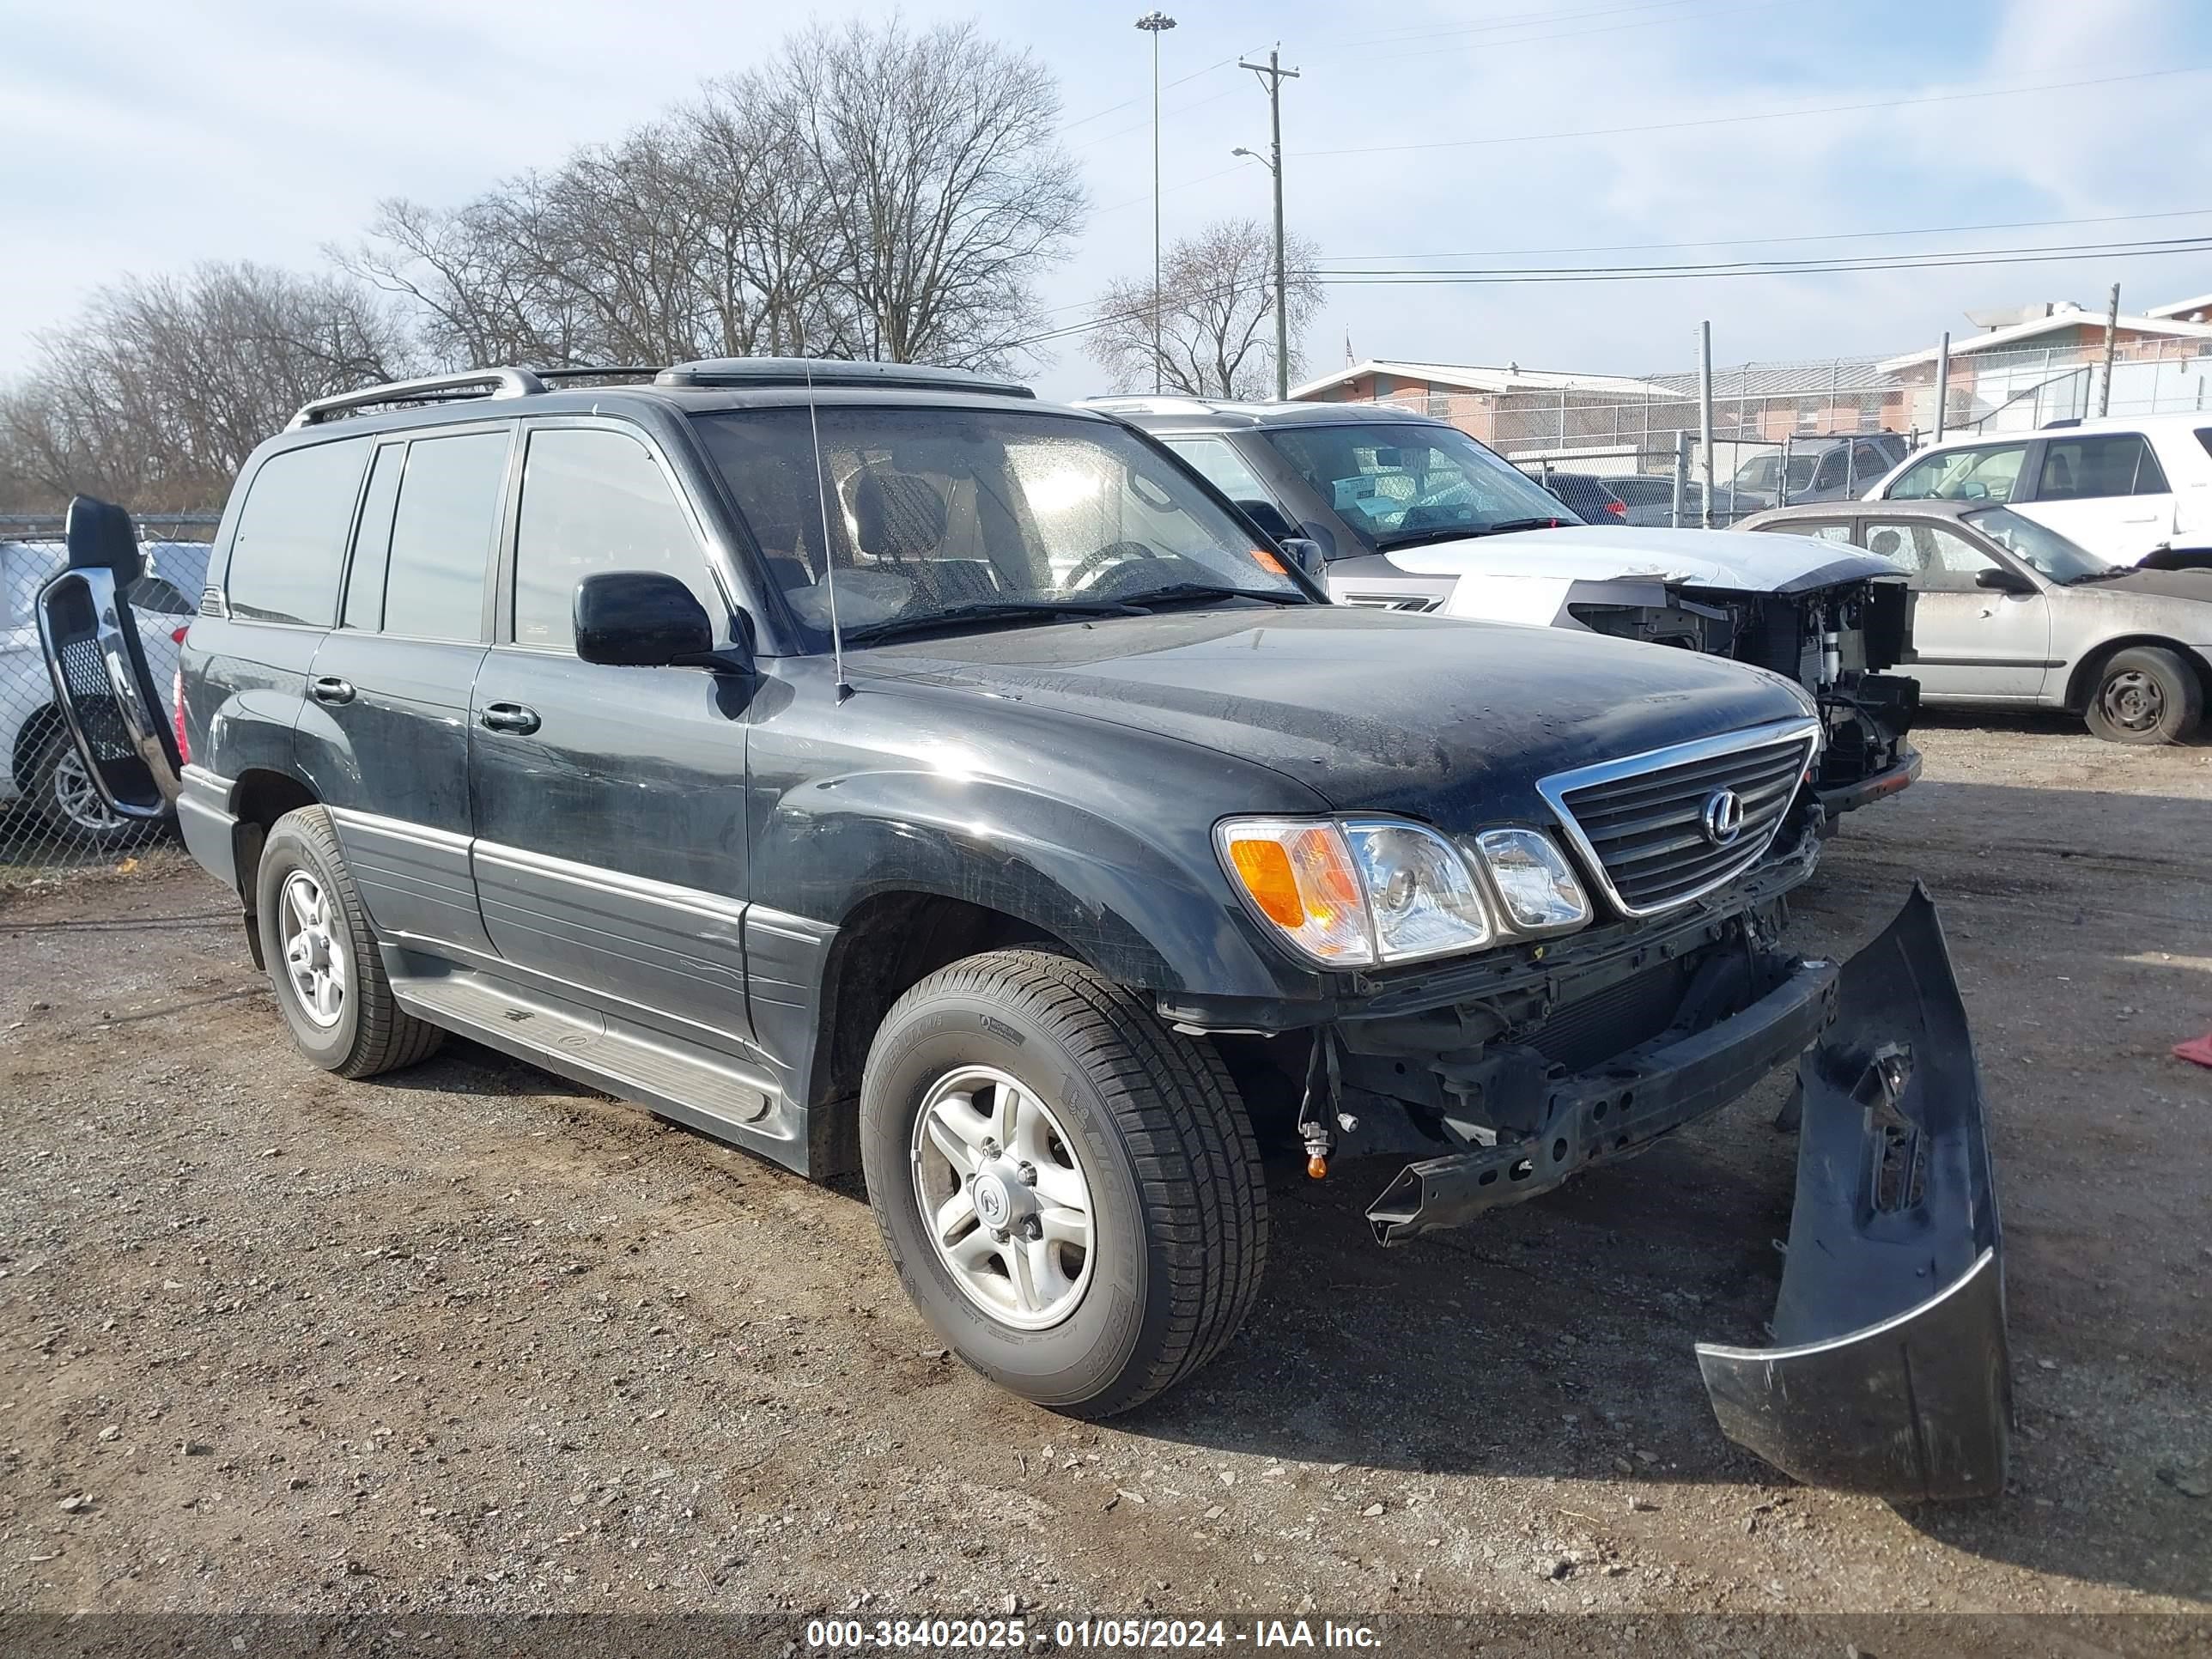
[1886,442,2028,504]
[380,430,509,642]
[1261,423,1573,550]
[1863,520,2000,586]
[691,407,1304,647]
[514,427,714,651]
[225,437,373,625]
[1160,434,1275,507]
[2036,433,2167,500]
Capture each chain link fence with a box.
[1,517,215,891]
[1312,331,2212,527]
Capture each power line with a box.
[1322,206,2212,265]
[1010,234,2212,353]
[1314,234,2212,284]
[1293,64,2207,158]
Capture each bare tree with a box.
[773,17,1085,368]
[338,18,1085,376]
[2,263,409,512]
[1086,219,1322,399]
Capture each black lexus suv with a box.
[34,360,2004,1493]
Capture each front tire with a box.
[254,806,443,1078]
[859,949,1268,1418]
[2084,646,2203,744]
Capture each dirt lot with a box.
[2,716,2208,1638]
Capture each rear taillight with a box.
[171,625,190,766]
[1605,499,1626,518]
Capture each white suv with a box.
[3,538,205,848]
[1864,414,2212,567]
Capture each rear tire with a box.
[2083,646,2202,744]
[254,805,443,1079]
[859,948,1268,1418]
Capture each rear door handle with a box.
[311,676,356,705]
[480,702,541,735]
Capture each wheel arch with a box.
[2062,634,2212,712]
[223,768,322,963]
[799,890,1073,1177]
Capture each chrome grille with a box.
[1540,720,1818,917]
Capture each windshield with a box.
[1733,453,1820,493]
[691,407,1305,646]
[1961,507,2109,583]
[1261,422,1575,550]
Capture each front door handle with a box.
[311,676,356,705]
[480,702,541,735]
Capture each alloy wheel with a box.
[279,869,347,1029]
[52,748,125,834]
[909,1064,1096,1331]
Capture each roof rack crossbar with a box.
[286,367,549,430]
[532,365,665,384]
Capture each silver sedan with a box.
[1737,501,2212,744]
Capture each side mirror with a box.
[64,495,143,584]
[1973,566,2034,595]
[574,570,716,666]
[1236,498,1296,541]
[1279,537,1327,580]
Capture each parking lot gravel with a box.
[1,715,2207,1638]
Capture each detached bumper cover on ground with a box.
[1696,885,2010,1501]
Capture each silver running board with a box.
[387,965,804,1170]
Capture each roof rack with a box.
[654,357,1033,398]
[287,368,548,430]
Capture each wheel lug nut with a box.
[1021,1217,1042,1241]
[990,1227,1010,1244]
[1016,1162,1036,1186]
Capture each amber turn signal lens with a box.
[1229,838,1303,927]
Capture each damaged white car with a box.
[1098,397,1921,819]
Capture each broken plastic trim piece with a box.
[1696,884,2009,1501]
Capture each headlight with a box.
[1344,820,1492,961]
[1216,817,1492,966]
[1474,828,1591,933]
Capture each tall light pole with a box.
[1136,12,1176,394]
[1236,46,1299,399]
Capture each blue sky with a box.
[4,0,2209,400]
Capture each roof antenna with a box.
[801,358,853,702]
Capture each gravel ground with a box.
[1,715,2207,1641]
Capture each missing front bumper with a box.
[1364,951,1840,1246]
[1695,884,2008,1500]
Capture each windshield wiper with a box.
[1121,582,1309,610]
[1376,518,1565,550]
[842,597,1146,643]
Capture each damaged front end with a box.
[1569,574,1920,821]
[1304,871,2004,1498]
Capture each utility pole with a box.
[1698,321,1716,528]
[1238,47,1300,399]
[2099,281,2121,417]
[1934,331,1951,441]
[1136,12,1177,394]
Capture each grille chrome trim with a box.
[1537,717,1820,919]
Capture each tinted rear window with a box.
[225,438,373,625]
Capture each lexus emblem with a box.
[1701,787,1746,847]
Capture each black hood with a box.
[854,607,1812,824]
